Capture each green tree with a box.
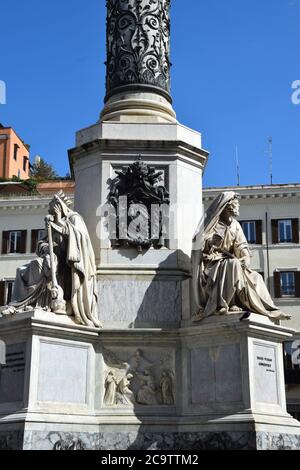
[30,157,58,180]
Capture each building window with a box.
[0,280,14,306]
[2,230,27,255]
[5,280,14,304]
[9,231,22,254]
[284,342,300,388]
[241,221,256,244]
[13,144,19,161]
[274,271,300,298]
[31,229,46,253]
[23,156,27,172]
[280,272,296,296]
[278,219,292,243]
[37,229,46,241]
[284,342,300,370]
[240,220,262,245]
[272,219,299,244]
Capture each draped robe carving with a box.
[192,192,290,322]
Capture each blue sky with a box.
[1,0,300,187]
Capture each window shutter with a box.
[31,230,39,253]
[0,281,5,306]
[274,271,281,298]
[256,220,263,245]
[292,219,299,244]
[295,272,300,298]
[20,230,27,254]
[271,220,279,244]
[1,231,9,255]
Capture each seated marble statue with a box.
[1,191,101,328]
[2,240,53,314]
[192,191,291,322]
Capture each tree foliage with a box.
[30,157,58,180]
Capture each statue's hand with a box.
[45,215,54,228]
[240,257,250,270]
[53,203,62,222]
[51,286,59,300]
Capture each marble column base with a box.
[1,311,300,450]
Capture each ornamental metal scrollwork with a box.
[108,157,170,252]
[105,0,171,99]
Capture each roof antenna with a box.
[268,137,273,185]
[235,145,240,186]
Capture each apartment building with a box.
[0,125,30,180]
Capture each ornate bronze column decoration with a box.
[105,0,172,104]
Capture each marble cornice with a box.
[203,190,300,202]
[69,138,209,172]
[0,196,74,212]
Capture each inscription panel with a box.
[254,343,279,405]
[37,341,89,404]
[191,344,242,405]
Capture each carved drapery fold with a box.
[105,0,171,102]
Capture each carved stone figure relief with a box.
[135,369,158,405]
[160,369,175,405]
[116,374,135,405]
[102,348,175,407]
[104,371,118,406]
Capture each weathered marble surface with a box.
[256,432,300,451]
[37,341,89,404]
[1,312,299,451]
[20,430,300,451]
[190,344,242,405]
[98,279,182,327]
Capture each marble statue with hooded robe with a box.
[191,191,291,322]
[1,191,101,328]
[46,191,101,328]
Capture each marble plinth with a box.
[0,310,300,450]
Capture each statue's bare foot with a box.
[218,307,229,315]
[1,306,16,317]
[229,306,243,313]
[192,309,205,323]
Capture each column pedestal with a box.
[69,120,208,330]
[0,310,300,450]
